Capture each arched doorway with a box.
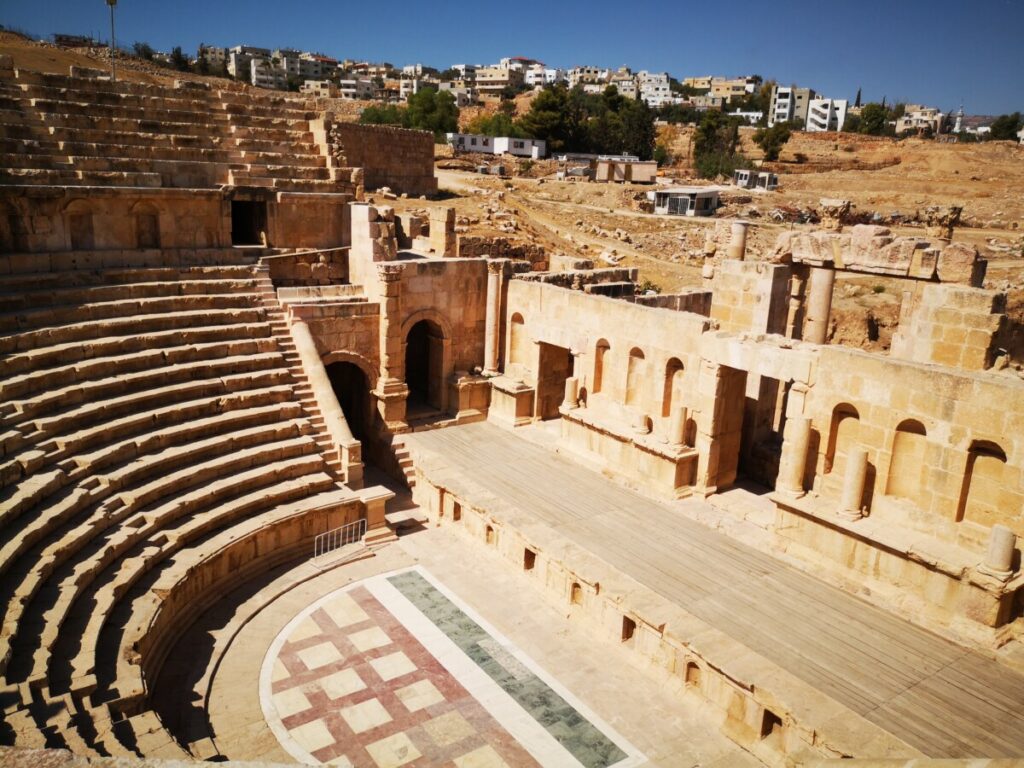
[325,361,372,441]
[405,319,446,413]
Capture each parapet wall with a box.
[329,123,438,197]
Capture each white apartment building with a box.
[568,66,607,87]
[806,98,848,132]
[400,78,441,101]
[402,63,424,76]
[638,71,672,107]
[728,110,764,125]
[895,105,948,135]
[227,45,270,78]
[197,45,227,68]
[438,82,477,107]
[609,77,639,99]
[446,133,546,159]
[337,78,375,100]
[300,80,336,98]
[450,64,478,80]
[250,57,287,90]
[769,85,816,126]
[475,65,524,95]
[524,65,565,88]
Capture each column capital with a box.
[377,262,404,282]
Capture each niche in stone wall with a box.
[662,357,685,418]
[885,419,927,500]
[132,203,161,249]
[625,347,647,407]
[508,313,530,368]
[957,440,1008,529]
[593,339,610,394]
[824,403,860,476]
[65,201,95,250]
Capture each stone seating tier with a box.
[0,260,363,756]
[0,68,340,191]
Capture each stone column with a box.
[786,270,806,340]
[562,377,579,409]
[373,263,409,431]
[727,221,749,261]
[803,266,836,345]
[777,416,811,497]
[669,406,687,447]
[290,318,364,488]
[359,486,398,545]
[483,259,507,376]
[838,449,868,520]
[979,525,1016,580]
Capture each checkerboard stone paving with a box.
[267,584,542,767]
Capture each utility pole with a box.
[107,0,117,82]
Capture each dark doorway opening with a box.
[406,320,445,413]
[536,342,573,420]
[326,361,372,441]
[231,200,267,246]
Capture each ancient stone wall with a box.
[329,123,438,196]
[806,345,1024,545]
[890,283,1008,371]
[709,260,791,335]
[457,235,547,270]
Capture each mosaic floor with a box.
[260,567,643,768]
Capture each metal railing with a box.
[312,517,366,567]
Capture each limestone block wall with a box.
[272,192,351,249]
[399,258,489,375]
[0,187,225,254]
[634,290,713,316]
[890,283,1008,371]
[806,345,1024,546]
[265,248,349,286]
[329,123,438,196]
[505,279,711,441]
[457,235,548,270]
[709,260,790,335]
[294,303,382,375]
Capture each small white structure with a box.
[446,133,546,159]
[649,187,720,216]
[728,110,764,125]
[806,98,848,132]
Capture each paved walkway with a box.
[409,422,1024,759]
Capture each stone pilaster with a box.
[373,262,409,431]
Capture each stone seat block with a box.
[28,450,328,687]
[109,479,353,696]
[0,137,61,155]
[57,140,233,164]
[0,122,48,140]
[0,291,261,335]
[0,428,319,668]
[2,320,269,379]
[9,350,283,426]
[1,334,276,402]
[35,111,224,138]
[0,306,266,355]
[0,277,260,313]
[2,153,72,170]
[235,148,327,167]
[243,163,331,181]
[233,135,316,155]
[230,126,315,144]
[0,167,163,188]
[0,265,257,293]
[29,98,233,128]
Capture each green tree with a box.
[359,104,405,126]
[169,46,190,72]
[132,41,154,60]
[463,112,525,138]
[843,113,861,133]
[858,103,888,135]
[989,112,1023,140]
[404,88,460,139]
[752,121,793,161]
[516,85,574,152]
[693,110,746,178]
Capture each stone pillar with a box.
[562,377,579,409]
[838,449,868,520]
[786,270,806,340]
[777,416,811,497]
[359,486,398,545]
[727,221,749,261]
[979,525,1016,580]
[669,406,686,447]
[374,263,409,431]
[803,266,836,345]
[483,260,507,376]
[290,318,364,488]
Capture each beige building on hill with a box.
[0,55,1022,768]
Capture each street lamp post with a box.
[107,0,117,82]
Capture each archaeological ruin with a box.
[0,58,1022,768]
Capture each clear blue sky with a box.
[3,0,1023,114]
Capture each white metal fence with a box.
[313,517,366,567]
